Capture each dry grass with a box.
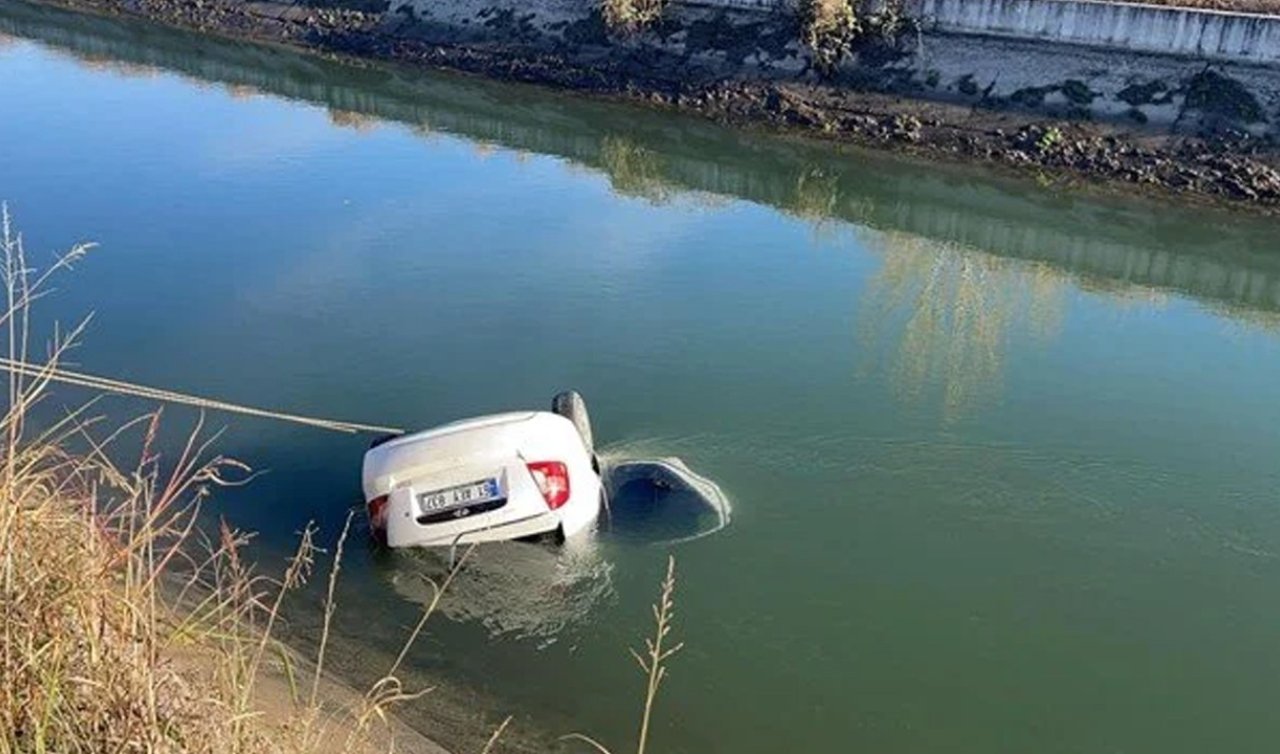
[800,0,918,76]
[0,203,690,754]
[600,0,668,34]
[0,204,461,754]
[801,0,863,75]
[562,556,682,754]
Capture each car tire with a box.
[551,390,594,457]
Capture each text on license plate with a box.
[418,479,500,514]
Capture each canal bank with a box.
[18,0,1280,211]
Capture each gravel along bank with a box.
[27,0,1280,211]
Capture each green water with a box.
[3,3,1280,752]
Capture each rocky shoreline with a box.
[32,0,1280,211]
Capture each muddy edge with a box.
[30,0,1280,212]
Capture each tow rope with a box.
[0,357,403,435]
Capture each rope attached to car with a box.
[0,357,403,435]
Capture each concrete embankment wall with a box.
[677,0,1280,135]
[688,0,1280,65]
[913,0,1280,65]
[907,28,1280,135]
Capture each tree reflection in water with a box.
[857,231,1070,423]
[328,107,379,132]
[598,135,675,204]
[72,53,160,79]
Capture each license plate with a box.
[418,478,501,514]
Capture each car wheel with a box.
[551,390,594,456]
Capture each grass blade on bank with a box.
[0,205,470,754]
[562,555,682,754]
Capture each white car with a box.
[362,391,603,549]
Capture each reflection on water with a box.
[598,136,676,204]
[382,455,729,645]
[3,0,1276,352]
[782,167,845,230]
[80,57,158,78]
[327,107,379,132]
[857,231,1068,421]
[1074,276,1171,308]
[1214,306,1280,334]
[226,83,261,100]
[386,539,615,648]
[854,225,1280,421]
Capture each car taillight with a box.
[367,494,389,541]
[526,461,570,510]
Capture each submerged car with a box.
[362,391,603,548]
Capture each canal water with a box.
[3,4,1280,753]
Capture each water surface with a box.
[3,4,1280,752]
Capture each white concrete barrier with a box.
[912,0,1280,64]
[681,0,1280,64]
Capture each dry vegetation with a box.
[0,205,463,754]
[562,557,682,754]
[800,0,914,76]
[801,0,863,75]
[600,0,668,34]
[0,204,688,754]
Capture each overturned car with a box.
[362,392,730,549]
[362,392,602,549]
